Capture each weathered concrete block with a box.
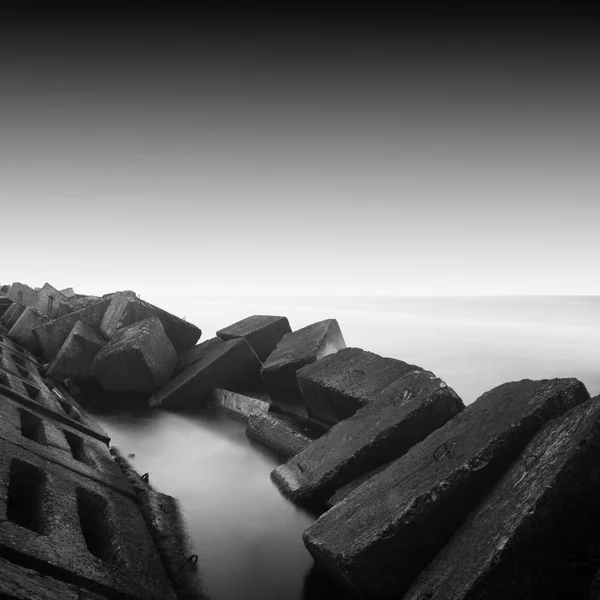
[247,410,328,458]
[2,304,24,330]
[0,441,176,600]
[175,336,226,375]
[33,298,112,361]
[0,297,13,318]
[303,378,590,598]
[272,370,464,505]
[7,307,52,353]
[6,282,38,307]
[217,314,291,361]
[149,338,261,409]
[261,319,346,406]
[61,287,76,297]
[93,317,177,394]
[405,395,600,600]
[33,283,76,318]
[47,321,107,384]
[297,347,424,425]
[0,334,42,367]
[212,388,271,420]
[100,292,201,352]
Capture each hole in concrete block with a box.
[19,410,46,444]
[76,487,115,563]
[7,459,46,534]
[23,381,39,400]
[64,431,91,465]
[59,399,82,422]
[47,296,54,316]
[17,365,31,380]
[11,353,26,367]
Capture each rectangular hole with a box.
[19,410,46,444]
[64,431,90,465]
[58,399,82,422]
[7,459,46,534]
[23,381,39,400]
[17,366,31,380]
[76,487,115,564]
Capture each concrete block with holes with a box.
[7,307,52,353]
[272,370,464,504]
[93,317,177,393]
[247,409,328,459]
[100,292,201,353]
[0,441,176,600]
[0,334,41,367]
[261,319,346,409]
[405,394,600,600]
[217,314,291,361]
[5,282,38,308]
[47,321,107,384]
[302,378,590,598]
[296,347,425,426]
[33,283,76,319]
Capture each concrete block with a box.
[61,287,76,297]
[6,281,38,307]
[217,314,291,361]
[47,321,107,384]
[175,336,226,375]
[33,283,76,319]
[247,410,328,458]
[405,395,600,600]
[261,319,346,406]
[0,334,42,367]
[33,298,112,361]
[100,292,201,352]
[297,347,424,425]
[0,284,10,293]
[272,370,464,505]
[93,317,177,393]
[3,304,24,330]
[0,297,13,317]
[7,307,52,353]
[212,388,271,420]
[302,378,590,598]
[0,441,176,600]
[149,338,262,409]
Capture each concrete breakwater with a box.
[1,281,600,599]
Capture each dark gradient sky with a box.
[1,11,599,297]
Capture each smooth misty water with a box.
[91,296,600,600]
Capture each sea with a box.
[89,295,600,600]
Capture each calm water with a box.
[91,296,600,600]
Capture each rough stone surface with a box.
[7,307,52,353]
[217,314,291,361]
[47,321,107,384]
[32,298,113,361]
[246,410,328,458]
[0,441,176,600]
[0,334,42,367]
[405,395,600,600]
[6,282,38,307]
[100,292,201,352]
[3,304,25,330]
[261,319,346,406]
[303,378,590,598]
[93,317,177,394]
[212,388,271,420]
[149,338,262,409]
[297,347,424,425]
[175,336,226,375]
[33,283,75,319]
[272,370,464,504]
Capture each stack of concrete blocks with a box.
[0,336,180,599]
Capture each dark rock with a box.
[217,314,291,361]
[175,336,226,375]
[212,388,271,420]
[7,307,52,353]
[297,347,423,425]
[303,378,590,598]
[149,338,261,410]
[261,319,346,407]
[93,317,177,394]
[246,410,328,458]
[405,395,600,600]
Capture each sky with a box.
[1,10,599,298]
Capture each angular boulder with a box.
[302,378,590,598]
[175,337,226,376]
[47,321,107,384]
[217,315,291,361]
[32,283,75,319]
[7,307,52,353]
[6,282,38,307]
[272,370,464,505]
[149,338,261,410]
[2,304,24,330]
[100,292,201,353]
[93,317,177,393]
[297,347,424,425]
[212,388,271,420]
[261,319,346,406]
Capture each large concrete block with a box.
[100,292,201,352]
[47,321,107,384]
[6,282,38,307]
[272,370,464,505]
[246,410,328,459]
[33,298,112,361]
[61,287,76,297]
[297,347,424,425]
[405,395,600,600]
[217,314,291,361]
[93,317,177,394]
[212,388,271,420]
[175,336,226,375]
[2,304,24,330]
[0,441,176,600]
[0,334,42,368]
[303,378,590,598]
[261,319,346,406]
[149,338,262,409]
[7,307,52,353]
[33,283,76,319]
